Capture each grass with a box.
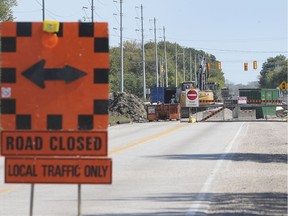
[109,114,131,126]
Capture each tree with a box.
[259,55,287,88]
[0,0,17,21]
[109,40,226,98]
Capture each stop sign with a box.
[187,90,198,100]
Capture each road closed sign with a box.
[1,131,107,156]
[186,89,199,107]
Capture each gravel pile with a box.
[109,92,147,122]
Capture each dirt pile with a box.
[109,92,147,122]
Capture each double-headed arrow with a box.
[22,60,87,88]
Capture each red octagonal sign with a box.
[187,90,198,100]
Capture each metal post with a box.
[120,0,124,92]
[42,0,45,21]
[175,43,178,87]
[163,26,168,87]
[91,0,94,22]
[154,18,159,87]
[141,5,146,99]
[159,58,162,87]
[189,50,192,81]
[78,184,81,216]
[194,55,197,87]
[29,184,34,216]
[183,48,185,82]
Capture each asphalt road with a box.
[0,121,287,216]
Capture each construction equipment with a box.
[178,56,217,118]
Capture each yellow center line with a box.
[0,186,17,193]
[109,123,188,156]
[0,123,188,193]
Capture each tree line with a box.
[110,40,225,99]
[259,55,287,88]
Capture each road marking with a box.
[185,122,245,216]
[109,124,188,156]
[0,123,187,193]
[0,186,16,193]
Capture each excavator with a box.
[178,56,218,117]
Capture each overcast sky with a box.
[13,0,287,85]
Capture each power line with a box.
[193,47,287,54]
[109,34,287,54]
[35,0,82,20]
[167,36,287,43]
[14,9,41,13]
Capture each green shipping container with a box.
[261,89,279,116]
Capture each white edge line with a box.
[185,122,246,216]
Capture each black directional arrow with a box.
[22,60,87,88]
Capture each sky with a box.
[12,0,288,85]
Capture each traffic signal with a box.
[206,62,211,70]
[244,63,248,71]
[253,61,257,70]
[217,61,221,70]
[160,64,164,73]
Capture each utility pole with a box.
[140,4,146,99]
[189,49,192,81]
[120,0,124,92]
[42,0,45,21]
[91,0,94,22]
[154,18,159,87]
[159,58,163,87]
[183,48,185,82]
[163,26,168,87]
[175,43,178,87]
[194,55,197,87]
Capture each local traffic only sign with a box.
[0,21,112,185]
[5,157,112,184]
[186,89,199,107]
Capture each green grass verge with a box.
[109,114,131,126]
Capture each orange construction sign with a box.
[1,131,107,156]
[5,157,112,184]
[0,21,112,185]
[0,22,109,130]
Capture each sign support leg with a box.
[29,184,35,216]
[78,184,82,216]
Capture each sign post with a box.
[78,184,81,216]
[30,184,34,216]
[0,21,111,216]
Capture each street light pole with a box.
[91,0,94,22]
[120,0,124,92]
[154,18,159,87]
[141,5,146,99]
[163,26,168,87]
[42,0,45,21]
